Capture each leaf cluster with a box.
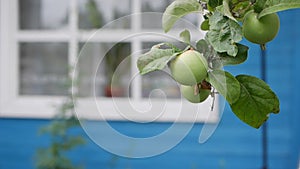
[135,0,300,128]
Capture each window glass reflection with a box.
[78,0,131,29]
[19,43,69,95]
[19,0,69,30]
[78,42,131,97]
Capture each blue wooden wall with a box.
[1,9,300,169]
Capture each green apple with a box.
[170,50,208,86]
[242,10,280,45]
[180,85,210,103]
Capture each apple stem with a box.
[210,88,216,111]
[260,44,266,50]
[201,80,212,90]
[193,84,200,96]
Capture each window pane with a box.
[19,0,69,30]
[141,0,172,29]
[19,43,69,96]
[141,42,180,99]
[142,71,180,99]
[78,42,131,97]
[78,0,131,29]
[141,0,200,29]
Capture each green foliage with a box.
[229,0,253,20]
[35,68,85,169]
[137,0,299,128]
[216,0,238,21]
[104,43,130,85]
[196,39,248,68]
[253,0,267,13]
[209,0,223,8]
[230,75,280,128]
[137,43,181,75]
[218,44,248,66]
[85,0,129,86]
[162,0,202,32]
[179,29,191,44]
[86,0,103,28]
[206,11,242,56]
[207,70,240,104]
[258,0,300,18]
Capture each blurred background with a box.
[0,0,299,168]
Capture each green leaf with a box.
[137,44,180,75]
[206,12,243,56]
[258,0,300,19]
[273,95,280,113]
[230,0,253,20]
[230,75,280,128]
[196,39,212,59]
[196,39,223,69]
[219,43,248,66]
[216,0,237,22]
[208,0,223,8]
[180,29,191,44]
[62,136,85,150]
[196,40,248,68]
[207,70,240,104]
[162,0,202,32]
[253,0,267,13]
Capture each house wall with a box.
[0,9,299,169]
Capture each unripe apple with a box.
[180,85,210,103]
[170,50,208,86]
[242,11,280,45]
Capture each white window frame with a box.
[0,0,219,122]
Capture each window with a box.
[0,0,219,122]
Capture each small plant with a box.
[104,43,130,97]
[35,68,85,169]
[137,0,300,128]
[85,0,129,97]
